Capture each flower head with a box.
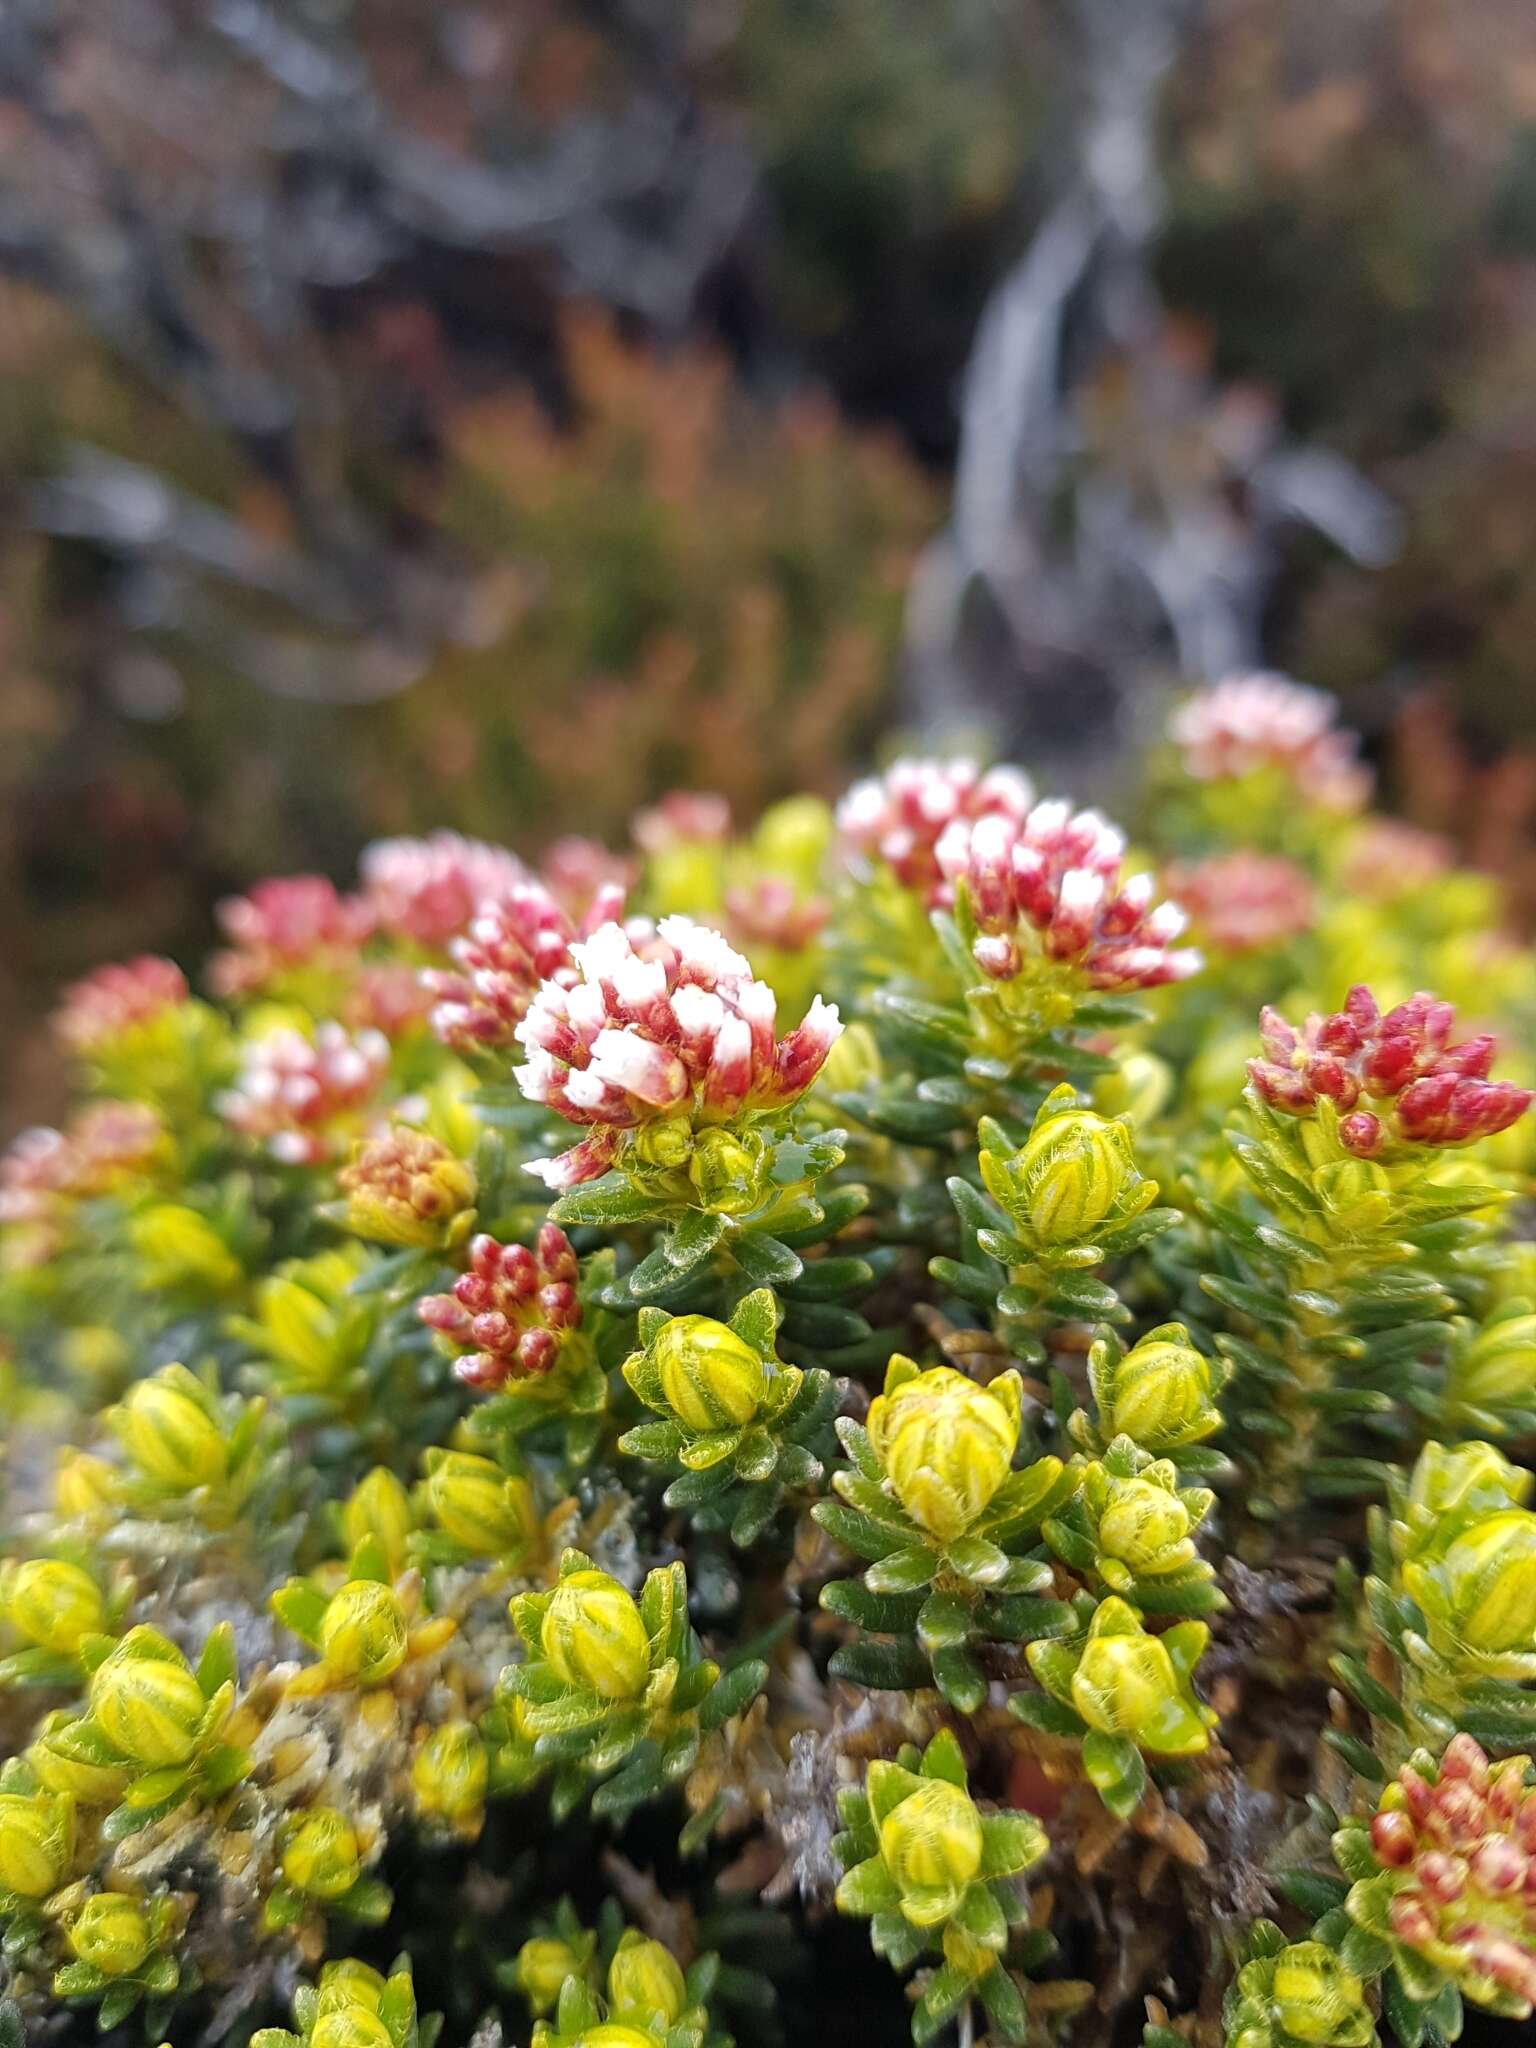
[54,956,189,1055]
[424,879,626,1054]
[209,876,374,999]
[632,792,731,856]
[1340,1735,1536,2015]
[935,803,1201,993]
[837,757,1034,907]
[218,1022,392,1165]
[1170,672,1371,810]
[1248,986,1532,1156]
[419,1224,581,1387]
[338,1127,476,1249]
[360,831,527,948]
[1166,852,1314,955]
[514,917,841,1188]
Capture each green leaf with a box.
[699,1660,767,1731]
[665,1211,725,1273]
[811,1501,910,1563]
[1006,1690,1085,1736]
[731,1234,803,1286]
[828,1641,932,1691]
[1272,1870,1349,1919]
[931,1645,986,1713]
[1321,1728,1387,1783]
[1082,1729,1146,1817]
[819,1580,927,1634]
[866,1547,940,1595]
[727,1288,781,1353]
[550,1175,661,1227]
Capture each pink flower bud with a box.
[420,1225,582,1389]
[1371,1811,1417,1867]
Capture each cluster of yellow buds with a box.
[816,1357,1075,1712]
[51,1624,249,1835]
[1043,1437,1220,1612]
[264,1806,390,1933]
[103,1362,271,1528]
[51,1886,185,2028]
[834,1728,1046,2040]
[336,1127,477,1252]
[416,1448,539,1567]
[252,1955,425,2048]
[500,1549,766,1823]
[234,1247,380,1411]
[618,1293,836,1546]
[1018,1596,1216,1816]
[0,1555,124,1686]
[527,1922,715,2048]
[272,1560,455,1702]
[1074,1323,1228,1458]
[1224,1933,1376,2048]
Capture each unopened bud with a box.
[541,1570,651,1701]
[281,1808,362,1900]
[112,1367,225,1491]
[425,1451,537,1559]
[53,1453,117,1521]
[982,1093,1143,1247]
[1432,1509,1536,1654]
[630,1116,694,1172]
[339,1129,477,1250]
[866,1361,1022,1544]
[3,1559,105,1653]
[0,1792,70,1897]
[411,1721,488,1832]
[1062,1599,1210,1756]
[651,1315,767,1430]
[89,1631,207,1766]
[607,1933,687,2026]
[686,1126,765,1215]
[319,1581,409,1686]
[876,1776,984,1905]
[129,1204,241,1293]
[515,1936,588,2014]
[1095,1474,1198,1576]
[68,1892,152,1977]
[1407,1440,1530,1518]
[1090,1325,1221,1452]
[342,1468,414,1578]
[1270,1942,1369,2046]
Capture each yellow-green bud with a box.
[3,1559,105,1653]
[0,1793,69,1897]
[877,1778,984,1901]
[1454,1310,1536,1409]
[319,1581,409,1686]
[631,1116,694,1172]
[411,1721,488,1831]
[54,1453,117,1521]
[515,1937,588,2014]
[1270,1942,1369,2046]
[982,1100,1140,1246]
[1093,1327,1221,1452]
[68,1892,152,1977]
[114,1369,225,1490]
[1096,1478,1196,1575]
[607,1933,687,2026]
[281,1808,362,1900]
[314,1961,388,2016]
[653,1316,767,1430]
[28,1719,131,1804]
[1064,1603,1210,1756]
[129,1205,242,1293]
[542,1571,651,1700]
[89,1638,206,1766]
[342,1468,414,1578]
[312,2012,394,2048]
[1430,1509,1536,1655]
[569,2030,661,2048]
[866,1362,1022,1544]
[687,1127,764,1215]
[425,1452,536,1558]
[1407,1440,1530,1519]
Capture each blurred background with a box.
[4,0,1536,1115]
